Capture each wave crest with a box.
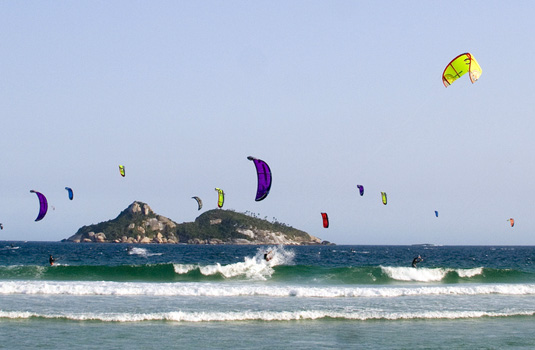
[2,281,535,298]
[173,246,295,280]
[1,309,534,323]
[380,266,484,282]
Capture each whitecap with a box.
[2,309,535,323]
[2,281,535,298]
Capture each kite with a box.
[435,211,439,217]
[215,188,225,208]
[65,187,74,200]
[192,196,203,211]
[357,185,364,196]
[321,212,329,228]
[381,192,387,205]
[119,165,125,177]
[0,223,3,230]
[508,218,514,227]
[247,156,272,201]
[30,190,48,222]
[442,53,482,87]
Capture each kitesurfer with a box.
[264,250,273,262]
[412,255,423,268]
[49,255,55,266]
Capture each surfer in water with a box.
[49,255,55,266]
[412,255,423,268]
[264,250,273,262]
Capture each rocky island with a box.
[64,201,331,245]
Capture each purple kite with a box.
[357,185,364,196]
[247,156,272,201]
[30,190,48,222]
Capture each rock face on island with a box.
[64,201,327,245]
[66,202,179,244]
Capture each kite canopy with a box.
[435,211,439,217]
[381,192,387,205]
[65,187,74,200]
[247,156,272,201]
[357,185,364,196]
[0,223,3,230]
[321,213,329,228]
[215,188,224,208]
[30,190,48,222]
[192,196,203,211]
[119,165,125,177]
[442,53,482,87]
[509,218,515,227]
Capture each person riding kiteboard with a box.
[412,255,423,268]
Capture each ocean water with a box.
[1,243,535,349]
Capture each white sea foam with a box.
[0,245,19,250]
[172,264,198,274]
[127,247,162,257]
[381,266,484,282]
[457,267,484,278]
[1,309,534,323]
[173,245,295,280]
[2,281,535,298]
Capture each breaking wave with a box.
[2,280,535,298]
[1,309,534,323]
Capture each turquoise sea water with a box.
[1,242,535,349]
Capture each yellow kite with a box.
[381,192,387,205]
[442,53,482,87]
[215,188,224,208]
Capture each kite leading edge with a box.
[30,190,48,222]
[192,196,203,211]
[321,212,329,228]
[442,52,482,87]
[65,187,74,200]
[215,188,225,208]
[247,156,272,201]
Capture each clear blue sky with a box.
[1,1,534,244]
